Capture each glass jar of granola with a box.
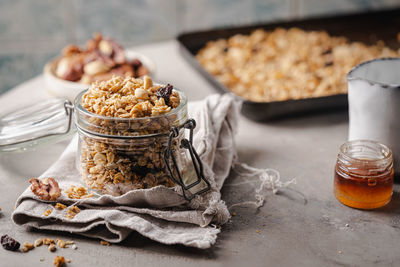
[74,76,209,197]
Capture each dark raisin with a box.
[1,235,20,251]
[223,47,229,53]
[156,84,173,105]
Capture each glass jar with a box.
[334,140,394,209]
[74,89,190,196]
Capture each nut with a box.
[48,243,56,252]
[21,242,34,252]
[55,203,67,210]
[43,238,55,245]
[99,40,113,56]
[134,88,149,100]
[34,238,43,247]
[30,178,61,201]
[44,209,52,216]
[84,60,110,76]
[55,58,72,78]
[56,239,67,248]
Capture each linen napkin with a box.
[12,93,290,249]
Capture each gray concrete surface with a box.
[1,41,400,267]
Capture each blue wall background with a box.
[0,0,399,95]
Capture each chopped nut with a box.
[44,209,52,216]
[34,238,43,247]
[21,242,34,252]
[55,203,67,210]
[65,241,74,245]
[84,60,110,76]
[29,178,61,201]
[43,238,55,245]
[66,259,71,263]
[100,240,110,246]
[65,206,81,219]
[99,40,113,56]
[48,243,56,252]
[56,239,67,248]
[71,244,77,250]
[53,256,65,267]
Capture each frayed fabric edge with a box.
[228,162,296,210]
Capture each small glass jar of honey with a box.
[334,140,394,209]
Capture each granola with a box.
[78,76,185,195]
[63,186,93,199]
[196,28,400,102]
[65,206,81,219]
[53,256,65,267]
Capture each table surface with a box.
[1,40,400,267]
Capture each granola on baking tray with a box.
[78,76,184,195]
[196,28,400,102]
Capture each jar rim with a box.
[339,139,392,165]
[74,86,188,122]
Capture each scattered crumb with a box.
[53,256,65,267]
[65,206,81,219]
[34,238,43,247]
[345,223,349,227]
[100,240,110,246]
[255,230,260,233]
[338,250,342,254]
[55,203,67,210]
[66,259,71,263]
[44,209,52,216]
[48,243,56,252]
[71,244,77,250]
[231,212,236,216]
[40,258,45,262]
[43,238,55,245]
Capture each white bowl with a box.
[43,50,157,101]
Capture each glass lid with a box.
[0,98,74,152]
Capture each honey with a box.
[334,140,394,209]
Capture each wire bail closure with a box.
[163,119,211,201]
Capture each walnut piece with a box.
[29,178,61,201]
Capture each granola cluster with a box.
[196,28,400,102]
[78,76,184,195]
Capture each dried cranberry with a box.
[1,235,20,251]
[156,84,173,105]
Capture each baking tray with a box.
[177,8,400,121]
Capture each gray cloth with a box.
[12,94,240,249]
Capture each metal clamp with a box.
[163,119,211,201]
